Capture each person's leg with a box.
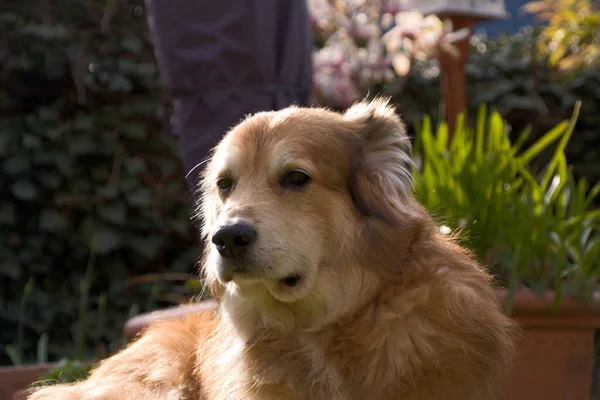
[145,0,313,190]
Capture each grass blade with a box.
[518,120,567,165]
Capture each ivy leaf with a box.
[121,36,143,54]
[11,180,38,200]
[92,229,122,255]
[97,203,127,225]
[0,204,15,224]
[127,188,151,206]
[37,172,62,189]
[108,74,133,92]
[129,235,161,259]
[1,261,21,279]
[40,210,68,232]
[3,157,30,176]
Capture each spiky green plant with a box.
[413,102,600,314]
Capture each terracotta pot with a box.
[0,363,55,400]
[497,289,600,400]
[123,300,217,340]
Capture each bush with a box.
[413,104,600,313]
[0,1,200,366]
[401,28,600,190]
[2,0,598,367]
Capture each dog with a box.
[26,99,515,399]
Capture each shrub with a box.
[400,27,600,193]
[413,103,600,313]
[0,0,200,366]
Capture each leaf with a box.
[20,24,69,40]
[11,180,38,200]
[540,102,580,191]
[474,104,487,162]
[34,359,93,386]
[5,344,22,366]
[585,181,600,209]
[37,172,62,189]
[129,236,161,259]
[127,188,152,206]
[37,333,49,364]
[1,261,21,279]
[3,156,30,176]
[518,120,567,165]
[125,158,146,175]
[92,230,122,255]
[97,203,127,225]
[69,136,96,155]
[0,204,16,224]
[108,74,133,92]
[121,36,143,54]
[96,186,119,199]
[40,210,68,232]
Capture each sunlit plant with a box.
[413,103,600,313]
[522,0,600,73]
[308,0,469,108]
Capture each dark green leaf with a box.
[127,188,151,206]
[92,230,122,255]
[40,210,68,232]
[11,180,38,200]
[97,203,127,225]
[1,261,21,279]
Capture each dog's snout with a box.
[212,222,256,257]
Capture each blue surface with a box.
[475,0,539,36]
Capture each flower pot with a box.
[497,289,600,400]
[123,300,218,341]
[0,363,55,400]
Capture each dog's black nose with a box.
[211,222,256,257]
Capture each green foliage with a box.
[31,359,93,388]
[522,0,600,73]
[413,104,600,314]
[401,28,600,191]
[0,0,201,366]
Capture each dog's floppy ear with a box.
[344,98,414,226]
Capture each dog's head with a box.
[199,98,425,332]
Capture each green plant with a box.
[31,359,93,388]
[522,0,600,73]
[0,0,201,366]
[5,278,35,365]
[413,103,600,314]
[399,28,600,190]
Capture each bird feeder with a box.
[405,0,508,134]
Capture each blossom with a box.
[309,0,470,107]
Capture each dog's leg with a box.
[25,310,215,400]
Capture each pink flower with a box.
[309,0,471,105]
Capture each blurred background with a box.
[1,0,599,399]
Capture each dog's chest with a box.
[200,338,345,400]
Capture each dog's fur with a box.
[27,99,516,400]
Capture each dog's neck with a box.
[215,280,408,398]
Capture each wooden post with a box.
[438,16,475,137]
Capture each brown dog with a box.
[27,99,515,399]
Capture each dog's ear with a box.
[344,98,414,226]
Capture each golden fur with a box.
[26,99,516,400]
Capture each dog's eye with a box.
[216,178,234,193]
[280,170,311,188]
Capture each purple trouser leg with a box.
[145,0,313,190]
